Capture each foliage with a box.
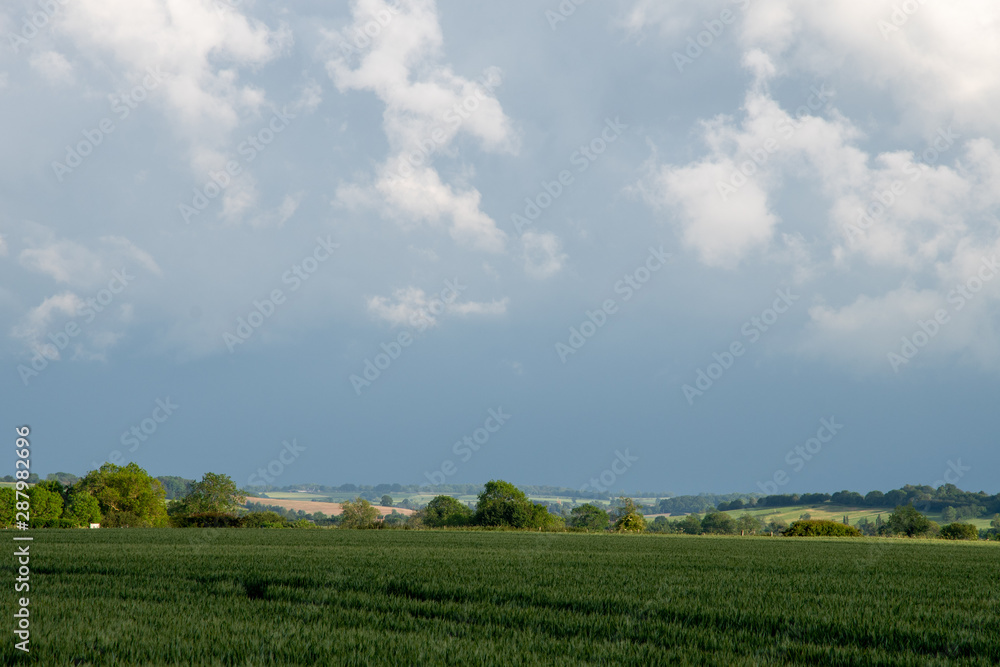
[885,504,933,537]
[678,514,702,535]
[568,503,609,531]
[80,463,168,527]
[63,488,102,526]
[736,513,762,535]
[783,520,862,537]
[701,511,737,535]
[939,522,979,540]
[241,511,288,528]
[380,495,393,507]
[28,485,64,524]
[421,495,473,527]
[611,497,646,532]
[174,472,246,516]
[0,488,15,526]
[473,480,535,528]
[340,497,380,529]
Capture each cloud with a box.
[522,231,566,279]
[325,0,518,253]
[10,292,84,360]
[367,285,508,328]
[18,231,160,288]
[29,50,73,84]
[630,3,1000,369]
[54,0,292,168]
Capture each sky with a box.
[2,0,999,496]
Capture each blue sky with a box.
[3,0,999,496]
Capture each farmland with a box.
[2,530,998,665]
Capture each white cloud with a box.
[55,0,292,169]
[367,284,508,328]
[29,50,73,84]
[326,0,518,253]
[10,292,84,360]
[522,231,566,279]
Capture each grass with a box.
[1,529,998,665]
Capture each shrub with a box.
[241,511,288,528]
[172,513,242,528]
[939,522,979,540]
[783,520,862,537]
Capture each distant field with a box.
[714,504,995,530]
[244,496,413,517]
[3,529,997,665]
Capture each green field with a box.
[715,504,995,530]
[2,530,998,665]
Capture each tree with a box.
[568,503,609,531]
[422,495,473,527]
[473,480,535,528]
[609,497,646,532]
[885,504,932,537]
[47,472,80,486]
[939,522,978,540]
[701,511,736,535]
[380,495,393,507]
[80,463,169,527]
[942,506,958,523]
[679,514,702,534]
[177,473,246,516]
[340,497,380,529]
[864,490,886,506]
[0,488,14,527]
[28,485,64,524]
[736,513,762,535]
[63,488,102,526]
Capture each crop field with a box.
[2,530,997,665]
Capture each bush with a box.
[783,520,862,537]
[241,511,288,528]
[939,522,979,540]
[171,512,242,528]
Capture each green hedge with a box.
[783,520,862,537]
